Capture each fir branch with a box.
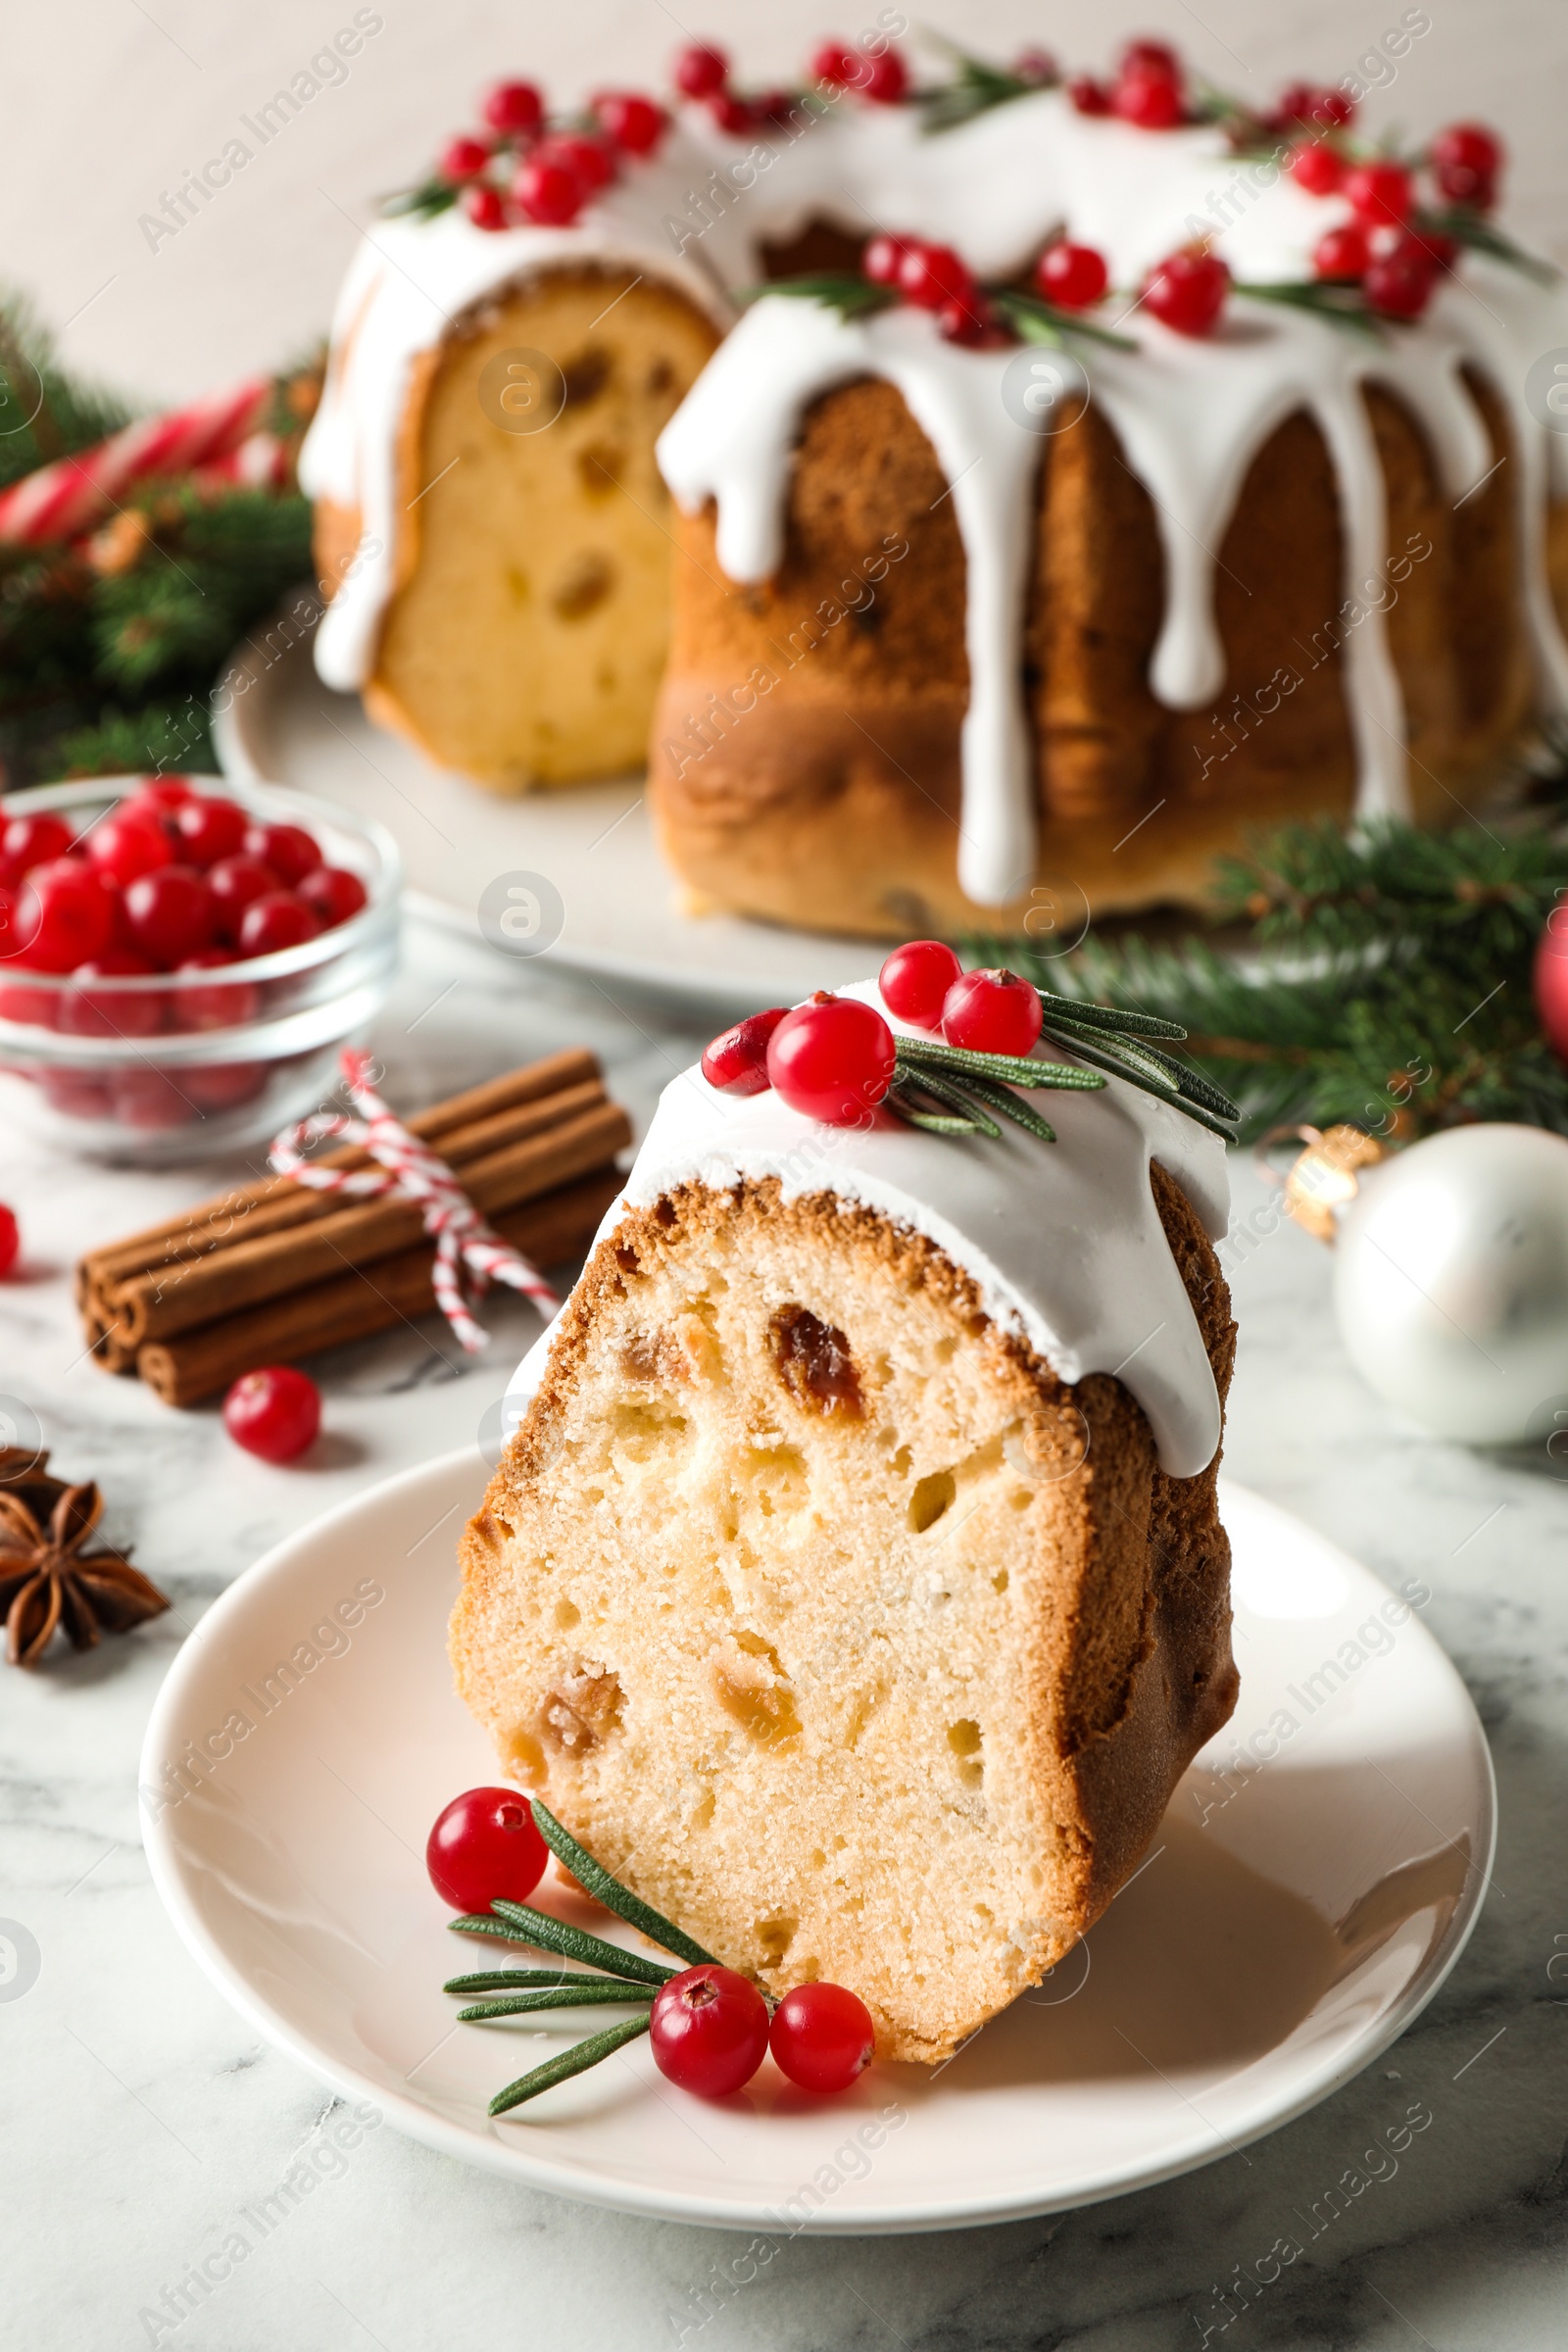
[489,2015,653,2117]
[529,1798,718,1969]
[993,290,1137,352]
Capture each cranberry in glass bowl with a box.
[0,774,400,1164]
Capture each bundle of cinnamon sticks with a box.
[75,1049,630,1407]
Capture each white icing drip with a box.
[507,979,1231,1480]
[308,82,1568,865]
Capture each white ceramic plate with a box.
[141,1453,1494,2235]
[213,611,875,1023]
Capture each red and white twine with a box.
[269,1048,561,1352]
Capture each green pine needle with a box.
[451,1906,675,1986]
[529,1799,718,1970]
[488,2015,653,2118]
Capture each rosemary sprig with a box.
[738,274,898,321]
[912,41,1043,134]
[1035,987,1187,1041]
[451,1902,675,1984]
[444,1968,657,1994]
[530,1799,719,1969]
[458,1985,656,2021]
[893,1064,1002,1138]
[1234,280,1382,339]
[896,1036,1104,1090]
[381,177,459,222]
[1418,205,1558,284]
[489,2015,653,2118]
[993,289,1138,353]
[947,1069,1061,1144]
[884,1083,986,1135]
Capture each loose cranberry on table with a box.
[122,865,218,966]
[0,1203,18,1278]
[1141,249,1231,336]
[701,1005,788,1094]
[942,966,1045,1057]
[426,1787,549,1913]
[58,952,163,1040]
[172,949,261,1032]
[1035,240,1109,311]
[673,41,728,98]
[238,892,318,956]
[650,1965,769,2097]
[1430,122,1501,208]
[207,855,278,940]
[769,1981,876,2092]
[1344,161,1413,226]
[222,1365,321,1462]
[878,938,961,1029]
[767,993,897,1126]
[2,809,76,885]
[482,78,543,135]
[14,858,114,972]
[84,808,172,888]
[296,864,368,928]
[172,793,249,870]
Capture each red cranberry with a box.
[1276,80,1353,131]
[466,185,509,231]
[58,951,164,1039]
[862,233,907,285]
[768,1981,875,2092]
[296,864,368,929]
[173,794,248,871]
[1142,249,1231,336]
[706,90,756,135]
[1120,37,1182,78]
[1035,240,1109,309]
[37,1069,112,1118]
[861,49,907,103]
[482,80,543,137]
[3,810,75,882]
[1067,75,1111,116]
[701,1005,788,1094]
[1364,237,1438,320]
[1314,223,1371,279]
[1431,121,1501,208]
[84,808,172,888]
[1344,161,1413,226]
[123,775,194,815]
[113,1067,194,1130]
[122,865,218,966]
[514,156,584,226]
[0,971,53,1027]
[242,822,323,888]
[810,39,859,87]
[15,859,113,973]
[898,242,979,314]
[1399,220,1458,271]
[650,1965,768,2097]
[594,91,667,155]
[0,1204,16,1278]
[238,893,318,956]
[766,993,897,1126]
[183,1060,267,1112]
[757,88,801,126]
[942,967,1044,1057]
[1289,140,1344,197]
[207,856,277,941]
[0,884,18,958]
[937,297,999,347]
[878,939,961,1029]
[426,1786,549,1913]
[222,1365,321,1462]
[440,135,490,182]
[172,949,261,1031]
[673,42,728,99]
[1012,46,1058,84]
[536,131,614,192]
[1113,67,1185,129]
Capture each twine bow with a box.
[270,1048,560,1350]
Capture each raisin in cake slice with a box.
[454,982,1238,2063]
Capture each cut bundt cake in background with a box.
[453,979,1239,2062]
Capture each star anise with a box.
[0,1477,170,1668]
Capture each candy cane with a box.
[269,1048,562,1352]
[0,375,273,546]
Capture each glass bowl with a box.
[0,775,401,1163]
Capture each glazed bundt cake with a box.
[303,33,1568,924]
[453,977,1238,2062]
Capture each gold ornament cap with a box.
[1255,1124,1388,1244]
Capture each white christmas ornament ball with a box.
[1333,1123,1568,1446]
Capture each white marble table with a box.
[3,928,1565,2352]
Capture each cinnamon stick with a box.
[76,1048,602,1299]
[114,1098,630,1346]
[134,1167,620,1407]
